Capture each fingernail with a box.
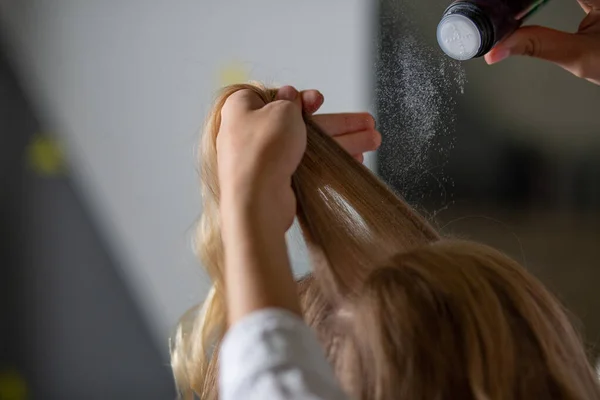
[277,86,298,101]
[488,48,510,64]
[315,91,324,106]
[369,114,376,129]
[309,92,324,113]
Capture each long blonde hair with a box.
[171,83,600,399]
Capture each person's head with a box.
[315,239,599,399]
[171,83,600,400]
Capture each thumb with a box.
[485,26,585,73]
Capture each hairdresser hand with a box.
[218,86,381,232]
[485,0,600,85]
[300,91,381,163]
[218,85,381,324]
[218,85,312,321]
[218,85,306,233]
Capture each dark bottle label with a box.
[452,0,551,22]
[515,0,551,20]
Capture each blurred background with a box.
[0,0,599,399]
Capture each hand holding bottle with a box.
[485,0,600,85]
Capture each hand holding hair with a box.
[485,0,600,85]
[218,85,307,233]
[218,85,381,233]
[217,85,382,325]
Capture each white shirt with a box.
[219,308,348,400]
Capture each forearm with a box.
[220,197,301,326]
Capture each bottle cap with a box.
[437,14,482,61]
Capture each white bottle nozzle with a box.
[437,14,482,61]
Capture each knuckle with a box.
[225,89,248,105]
[220,98,236,117]
[268,101,301,125]
[271,99,297,114]
[221,90,247,116]
[523,35,542,58]
[222,89,265,116]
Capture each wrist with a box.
[220,171,267,208]
[219,175,294,236]
[221,186,265,218]
[219,196,300,324]
[220,188,275,235]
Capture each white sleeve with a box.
[219,308,348,400]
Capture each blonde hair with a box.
[171,83,600,399]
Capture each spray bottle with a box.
[437,0,551,61]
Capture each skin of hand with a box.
[303,90,380,164]
[485,0,600,85]
[217,85,380,325]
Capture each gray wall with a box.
[0,44,175,400]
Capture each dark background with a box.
[378,0,600,362]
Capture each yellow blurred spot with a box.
[218,62,249,86]
[0,370,28,400]
[26,134,66,176]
